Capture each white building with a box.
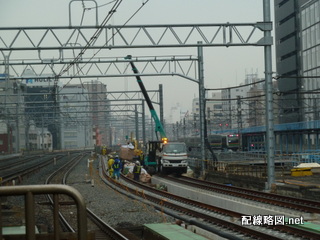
[221,74,256,129]
[205,92,223,132]
[168,103,185,124]
[60,86,93,150]
[27,122,52,151]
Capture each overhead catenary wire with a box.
[205,79,266,91]
[74,2,88,98]
[41,0,151,127]
[56,0,151,93]
[206,90,320,102]
[84,0,118,10]
[57,0,124,79]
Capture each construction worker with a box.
[112,156,122,180]
[138,150,145,167]
[107,155,114,177]
[133,160,142,182]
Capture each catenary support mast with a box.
[264,0,275,190]
[197,42,206,174]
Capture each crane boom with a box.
[125,56,188,175]
[125,55,167,142]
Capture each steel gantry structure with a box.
[0,0,274,190]
[106,86,164,146]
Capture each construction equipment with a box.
[125,55,188,174]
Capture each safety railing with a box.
[0,184,87,240]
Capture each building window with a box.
[64,141,77,148]
[64,132,77,138]
[302,30,306,49]
[306,6,311,27]
[307,28,311,49]
[302,9,306,29]
[303,51,307,70]
[316,1,319,22]
[312,47,316,68]
[311,4,315,25]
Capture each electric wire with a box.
[51,0,123,125]
[88,0,118,9]
[56,0,150,93]
[56,0,124,79]
[205,79,266,91]
[48,0,152,125]
[74,2,91,101]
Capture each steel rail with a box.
[174,175,320,213]
[1,154,64,184]
[98,160,320,239]
[45,153,129,240]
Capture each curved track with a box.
[45,153,129,240]
[99,158,320,240]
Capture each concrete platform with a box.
[151,175,315,221]
[143,223,208,240]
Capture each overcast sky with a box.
[0,0,275,119]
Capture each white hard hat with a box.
[136,161,140,165]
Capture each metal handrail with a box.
[0,184,87,240]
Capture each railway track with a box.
[45,153,129,240]
[165,175,320,214]
[0,153,64,185]
[1,152,137,239]
[3,153,318,239]
[99,159,319,240]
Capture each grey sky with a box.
[0,0,274,118]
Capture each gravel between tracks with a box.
[66,156,175,229]
[18,154,174,230]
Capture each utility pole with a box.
[15,103,20,153]
[41,115,44,150]
[135,104,139,142]
[237,96,243,151]
[197,41,206,176]
[228,88,232,128]
[142,100,146,145]
[264,0,275,191]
